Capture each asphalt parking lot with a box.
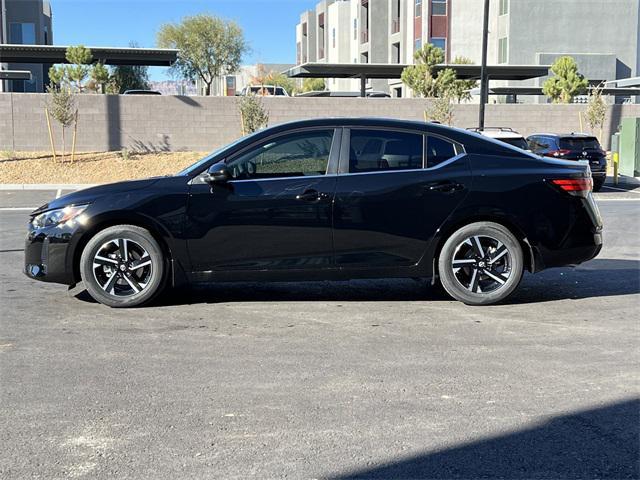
[1,184,639,479]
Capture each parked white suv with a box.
[468,127,530,151]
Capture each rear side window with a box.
[500,137,529,150]
[349,130,423,173]
[560,137,601,150]
[426,135,458,167]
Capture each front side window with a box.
[227,130,334,180]
[349,130,424,173]
[426,135,458,167]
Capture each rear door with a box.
[332,128,471,271]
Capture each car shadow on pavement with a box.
[74,259,639,306]
[328,398,639,480]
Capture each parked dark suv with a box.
[527,134,607,191]
[24,118,603,307]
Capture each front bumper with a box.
[24,225,79,285]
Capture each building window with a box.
[498,37,508,63]
[499,0,509,15]
[302,22,308,37]
[9,23,36,44]
[392,0,401,33]
[361,51,369,64]
[332,28,336,48]
[429,38,446,51]
[361,1,370,44]
[415,0,422,17]
[415,38,422,51]
[318,13,325,59]
[431,0,446,16]
[354,18,357,40]
[391,42,401,64]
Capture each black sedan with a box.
[24,118,603,307]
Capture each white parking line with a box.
[596,198,640,202]
[601,186,640,194]
[0,207,37,211]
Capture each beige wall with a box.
[1,93,638,153]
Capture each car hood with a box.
[32,177,162,214]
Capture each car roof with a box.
[246,117,535,158]
[528,132,597,138]
[475,130,525,139]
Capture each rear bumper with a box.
[534,194,603,270]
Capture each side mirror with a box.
[204,163,231,184]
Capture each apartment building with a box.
[0,0,54,93]
[295,0,640,100]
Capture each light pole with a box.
[478,0,490,129]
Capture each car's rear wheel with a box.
[80,225,166,308]
[438,222,524,306]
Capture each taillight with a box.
[550,178,593,197]
[549,149,572,157]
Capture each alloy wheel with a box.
[92,238,153,297]
[451,235,512,294]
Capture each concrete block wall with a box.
[1,93,638,153]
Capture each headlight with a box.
[31,204,88,229]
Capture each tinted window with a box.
[500,137,529,150]
[560,137,601,150]
[227,130,334,180]
[426,135,457,167]
[349,130,423,173]
[528,136,555,153]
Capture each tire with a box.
[593,177,605,192]
[437,222,524,306]
[80,225,167,308]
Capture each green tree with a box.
[111,42,151,93]
[401,43,456,98]
[111,65,151,93]
[585,82,607,140]
[449,56,477,103]
[542,56,588,104]
[46,85,77,161]
[237,95,269,135]
[425,95,454,126]
[302,77,326,92]
[48,45,111,94]
[157,14,248,96]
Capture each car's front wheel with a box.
[80,225,167,307]
[437,222,524,306]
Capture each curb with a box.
[0,184,96,191]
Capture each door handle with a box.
[426,181,465,193]
[295,189,330,202]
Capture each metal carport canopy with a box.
[284,63,551,96]
[0,44,178,66]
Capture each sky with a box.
[49,0,318,81]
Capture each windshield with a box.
[560,137,601,150]
[175,130,264,176]
[499,137,529,150]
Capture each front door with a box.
[332,128,471,271]
[186,128,339,276]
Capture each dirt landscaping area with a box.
[0,151,207,184]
